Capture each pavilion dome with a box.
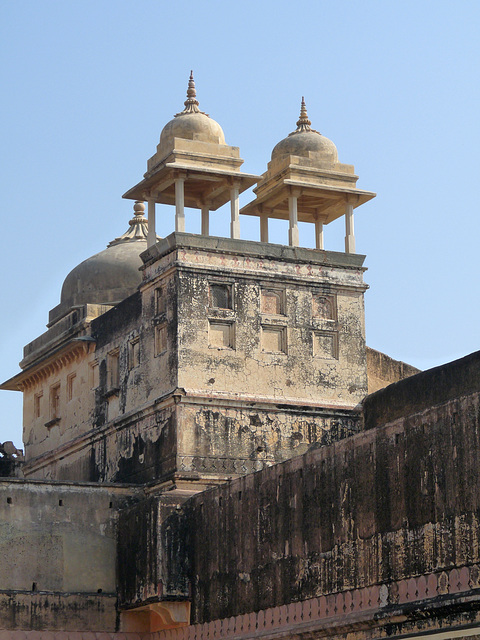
[59,202,150,310]
[157,72,225,156]
[271,98,338,164]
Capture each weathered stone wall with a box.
[22,234,368,485]
[176,400,360,476]
[366,346,420,393]
[158,351,480,624]
[22,349,96,463]
[0,593,118,633]
[169,238,368,409]
[118,490,191,608]
[0,479,138,631]
[16,304,113,463]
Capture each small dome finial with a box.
[133,200,146,217]
[108,201,149,246]
[286,97,320,138]
[175,70,207,117]
[295,97,312,132]
[186,70,197,101]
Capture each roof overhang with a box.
[123,164,260,212]
[1,338,95,392]
[240,181,376,224]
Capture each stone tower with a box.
[1,77,375,492]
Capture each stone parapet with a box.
[366,346,420,394]
[140,232,366,273]
[363,349,480,430]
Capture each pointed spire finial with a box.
[288,97,320,137]
[295,97,312,132]
[186,70,197,101]
[175,70,207,117]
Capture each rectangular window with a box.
[313,331,338,359]
[34,392,43,419]
[50,383,61,420]
[107,349,120,389]
[210,283,232,309]
[262,326,287,354]
[67,373,76,401]
[209,321,234,349]
[261,289,285,315]
[155,287,166,315]
[313,294,336,320]
[128,337,140,370]
[89,361,99,389]
[155,324,167,356]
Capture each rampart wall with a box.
[160,351,480,623]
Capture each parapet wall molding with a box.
[179,389,362,413]
[140,232,367,271]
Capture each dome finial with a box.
[175,70,207,117]
[108,201,149,246]
[287,97,320,138]
[186,70,197,101]
[295,97,312,132]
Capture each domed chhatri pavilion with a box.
[123,71,258,243]
[2,75,480,640]
[241,97,375,250]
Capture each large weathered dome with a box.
[59,202,149,311]
[157,72,225,157]
[271,98,338,164]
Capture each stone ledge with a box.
[140,233,366,270]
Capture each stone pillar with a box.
[288,195,299,247]
[345,203,355,254]
[230,185,240,239]
[260,214,269,243]
[201,206,210,236]
[147,199,156,248]
[175,177,185,233]
[315,219,324,250]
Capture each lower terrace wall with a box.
[0,479,140,631]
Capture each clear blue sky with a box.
[1,1,479,446]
